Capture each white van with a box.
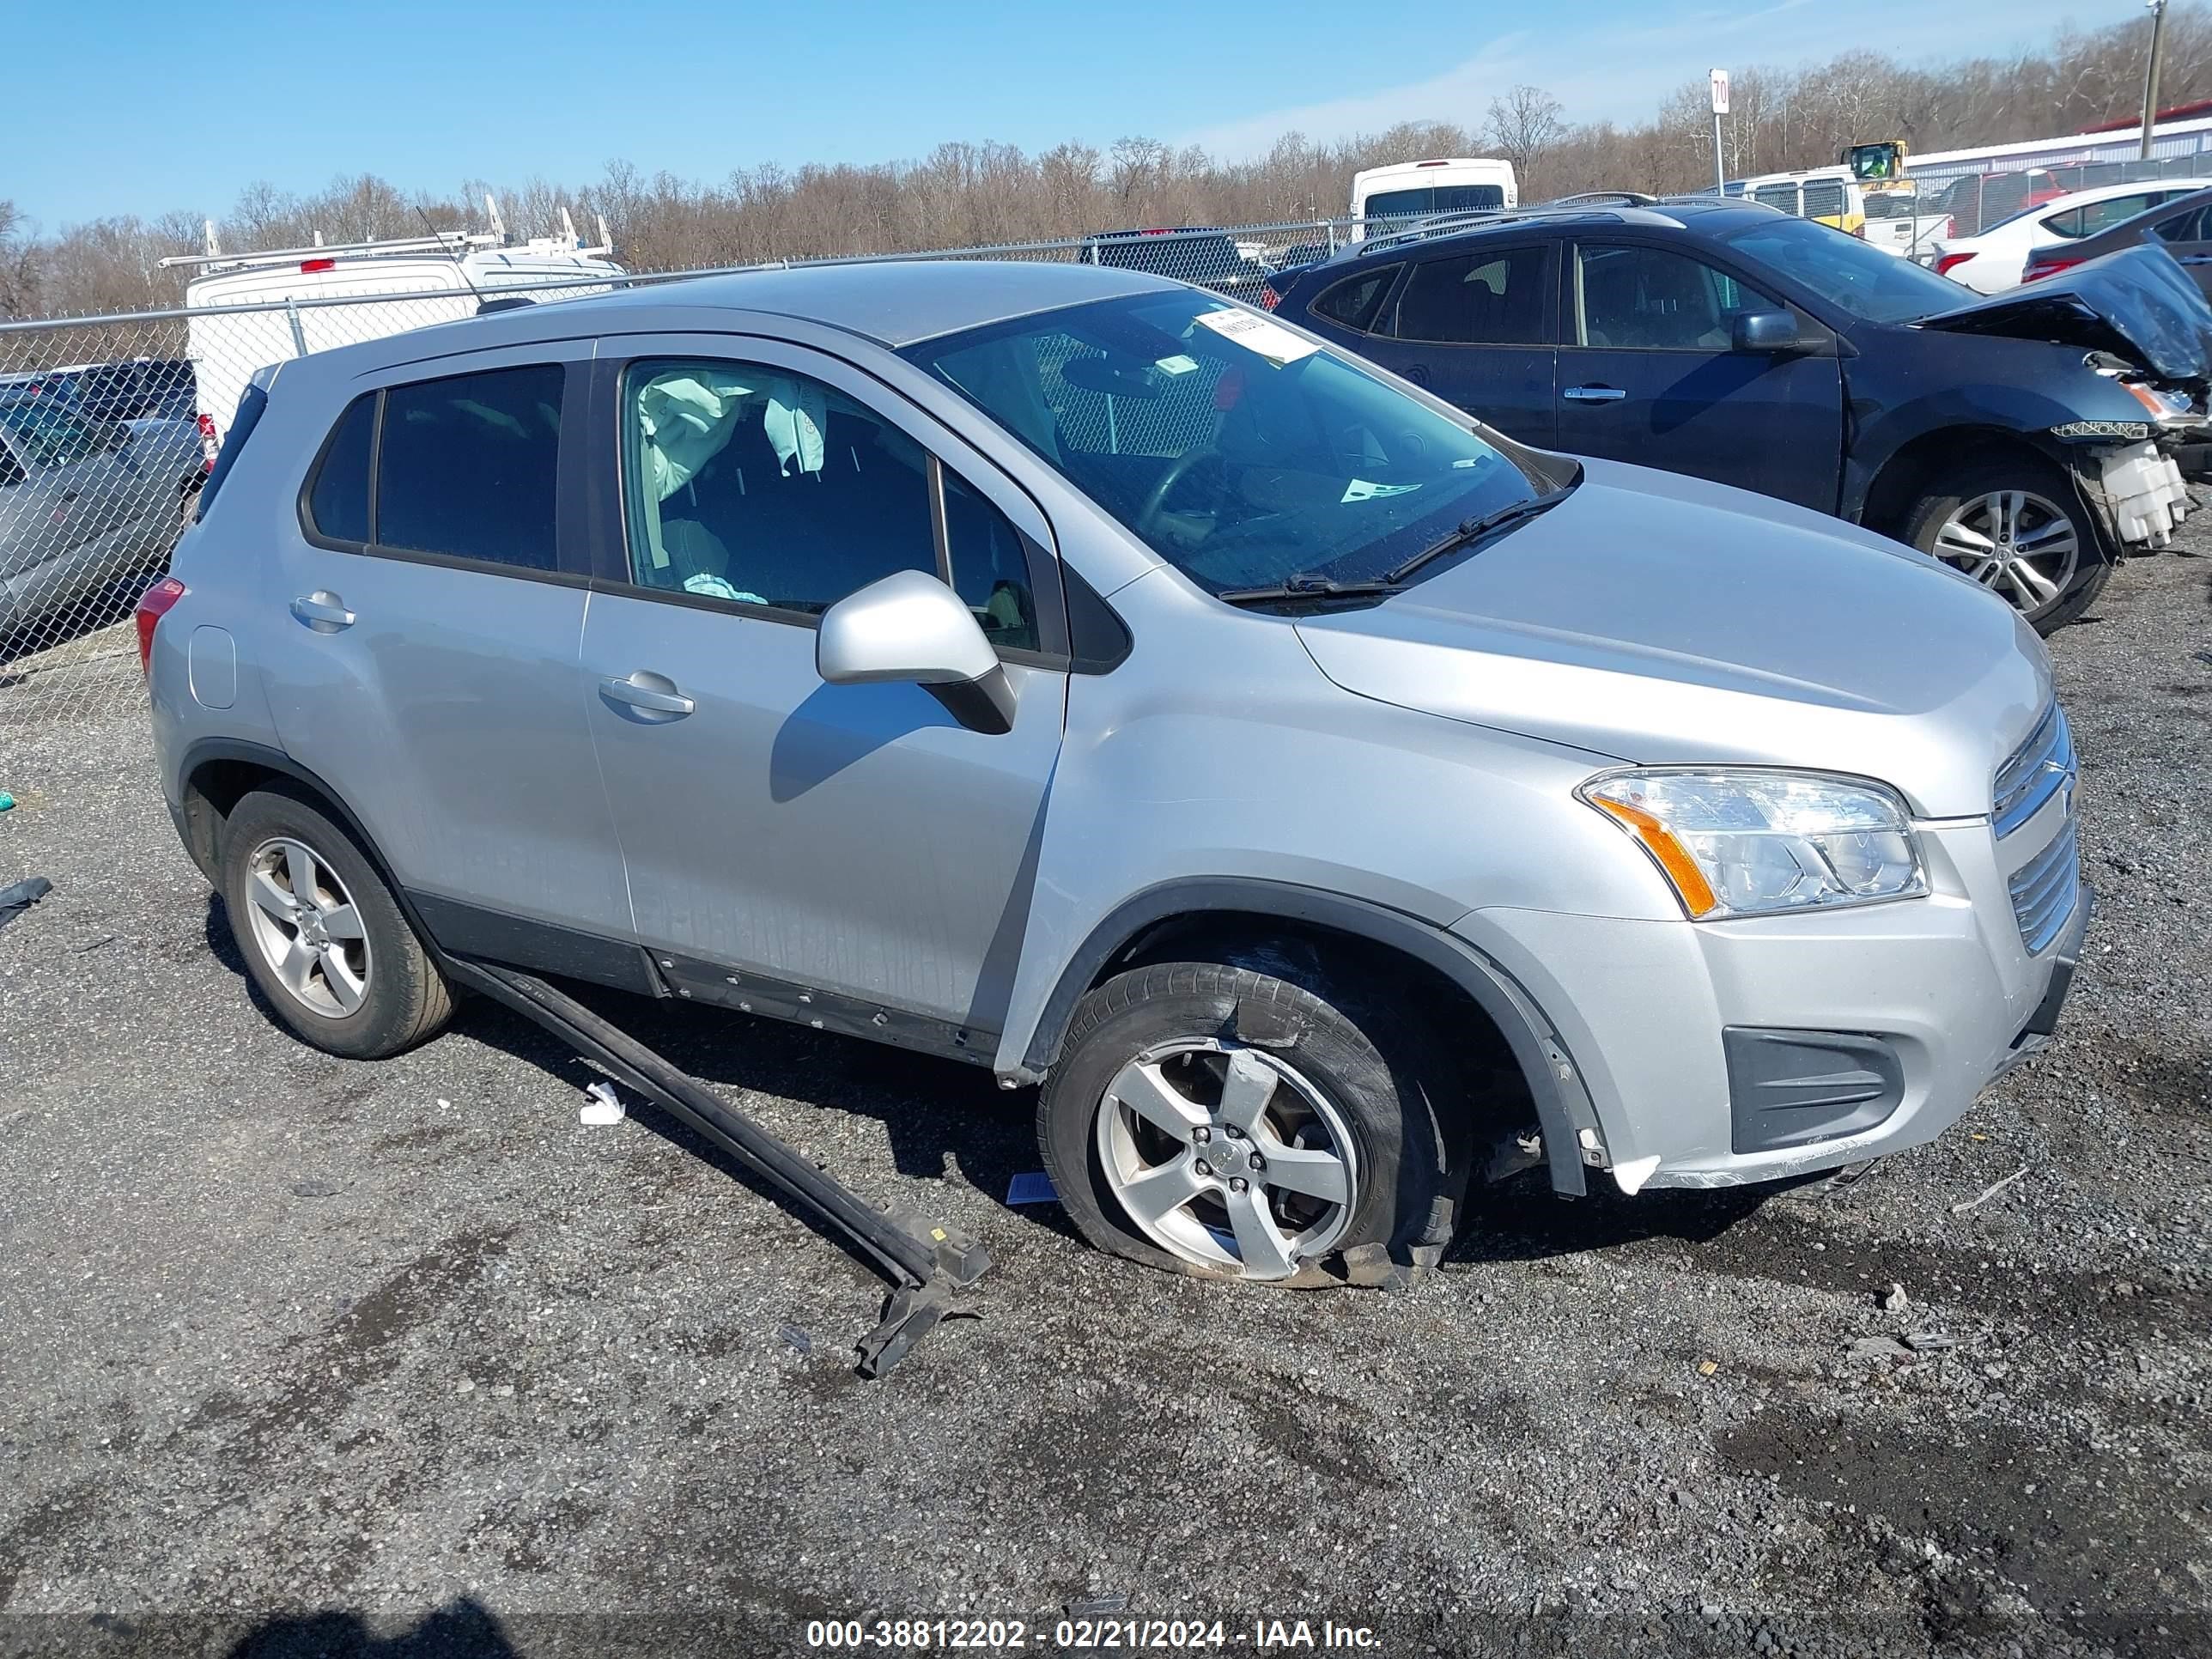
[1349,159,1519,241]
[167,211,623,464]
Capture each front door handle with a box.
[289,591,355,632]
[1563,385,1628,404]
[599,671,695,718]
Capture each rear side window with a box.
[377,365,562,569]
[2153,204,2205,243]
[305,392,374,543]
[1311,266,1398,331]
[1802,181,1846,220]
[1391,246,1549,344]
[1754,183,1801,214]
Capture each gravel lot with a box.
[1,538,2207,1659]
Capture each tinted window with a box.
[1753,183,1801,213]
[1312,267,1397,331]
[621,358,936,615]
[943,467,1037,652]
[905,289,1540,597]
[376,365,562,569]
[1366,184,1506,219]
[0,400,106,468]
[1716,215,1966,324]
[2077,193,2158,236]
[306,392,375,544]
[1574,244,1778,350]
[1393,246,1549,344]
[2154,204,2207,242]
[1802,181,1846,220]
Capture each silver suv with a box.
[143,261,2086,1285]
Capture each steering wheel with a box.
[1135,447,1227,538]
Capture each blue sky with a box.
[11,0,2123,228]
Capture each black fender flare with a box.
[1014,878,1601,1195]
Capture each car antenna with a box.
[415,204,488,307]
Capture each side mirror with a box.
[1732,310,1803,353]
[817,568,1017,735]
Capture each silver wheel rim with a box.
[1094,1038,1358,1280]
[1931,489,2080,616]
[241,836,372,1019]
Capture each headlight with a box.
[1578,769,1926,920]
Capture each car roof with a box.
[1321,197,1771,270]
[550,258,1181,348]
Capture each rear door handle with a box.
[1563,385,1628,404]
[599,671,695,717]
[289,591,355,632]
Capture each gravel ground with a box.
[0,539,2207,1659]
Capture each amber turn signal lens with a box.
[1587,796,1721,918]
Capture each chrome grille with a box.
[2009,817,2081,956]
[1993,704,2073,840]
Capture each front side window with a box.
[1393,246,1550,345]
[376,364,562,569]
[902,289,1544,597]
[1574,244,1778,350]
[618,358,1036,648]
[1716,215,1966,324]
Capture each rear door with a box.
[1555,237,1845,511]
[1351,242,1558,445]
[263,344,637,970]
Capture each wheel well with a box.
[179,757,325,878]
[1860,426,2064,540]
[1098,908,1541,1157]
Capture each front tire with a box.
[1036,961,1448,1285]
[1904,453,2110,635]
[219,787,453,1059]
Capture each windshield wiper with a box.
[1385,488,1573,584]
[1214,573,1405,607]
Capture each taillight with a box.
[196,411,220,471]
[1934,252,1977,277]
[134,576,187,680]
[1259,283,1282,311]
[2024,256,2081,283]
[301,257,337,273]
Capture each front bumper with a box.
[1458,810,2087,1191]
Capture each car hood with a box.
[1913,242,2212,384]
[1293,461,2051,818]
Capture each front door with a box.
[1556,239,1846,512]
[1353,242,1558,446]
[577,339,1066,1042]
[264,344,637,963]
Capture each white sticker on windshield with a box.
[1191,308,1320,368]
[1154,353,1199,375]
[1341,479,1423,504]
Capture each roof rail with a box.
[1358,202,1684,255]
[158,229,497,271]
[1530,191,1659,208]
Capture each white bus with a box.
[1349,159,1519,240]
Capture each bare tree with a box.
[1485,85,1566,188]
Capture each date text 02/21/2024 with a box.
[803,1617,1383,1650]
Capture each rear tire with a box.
[219,786,452,1060]
[1904,453,2110,635]
[1036,960,1449,1285]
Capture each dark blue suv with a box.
[1269,197,2212,632]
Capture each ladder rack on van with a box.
[159,230,496,272]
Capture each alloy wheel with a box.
[1093,1038,1358,1279]
[1931,488,2080,616]
[241,836,372,1018]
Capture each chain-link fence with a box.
[0,216,1376,750]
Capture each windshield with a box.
[902,291,1544,594]
[0,399,107,468]
[1717,214,1970,324]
